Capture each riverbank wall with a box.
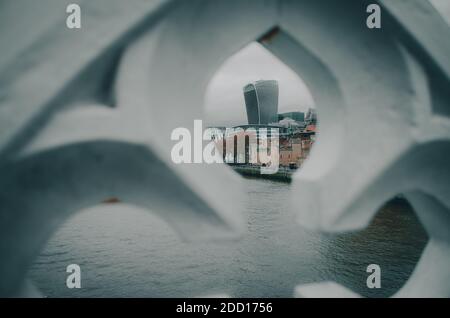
[230,165,294,182]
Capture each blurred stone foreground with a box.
[0,0,449,297]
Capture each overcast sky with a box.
[204,42,315,127]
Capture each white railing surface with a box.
[0,0,449,297]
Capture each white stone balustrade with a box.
[0,0,449,297]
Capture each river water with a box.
[28,177,428,297]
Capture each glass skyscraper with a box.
[243,80,279,125]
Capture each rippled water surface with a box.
[28,178,428,297]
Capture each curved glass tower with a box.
[243,80,279,125]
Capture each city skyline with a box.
[204,42,315,127]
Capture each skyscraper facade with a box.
[243,80,279,125]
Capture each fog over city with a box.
[204,42,315,127]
